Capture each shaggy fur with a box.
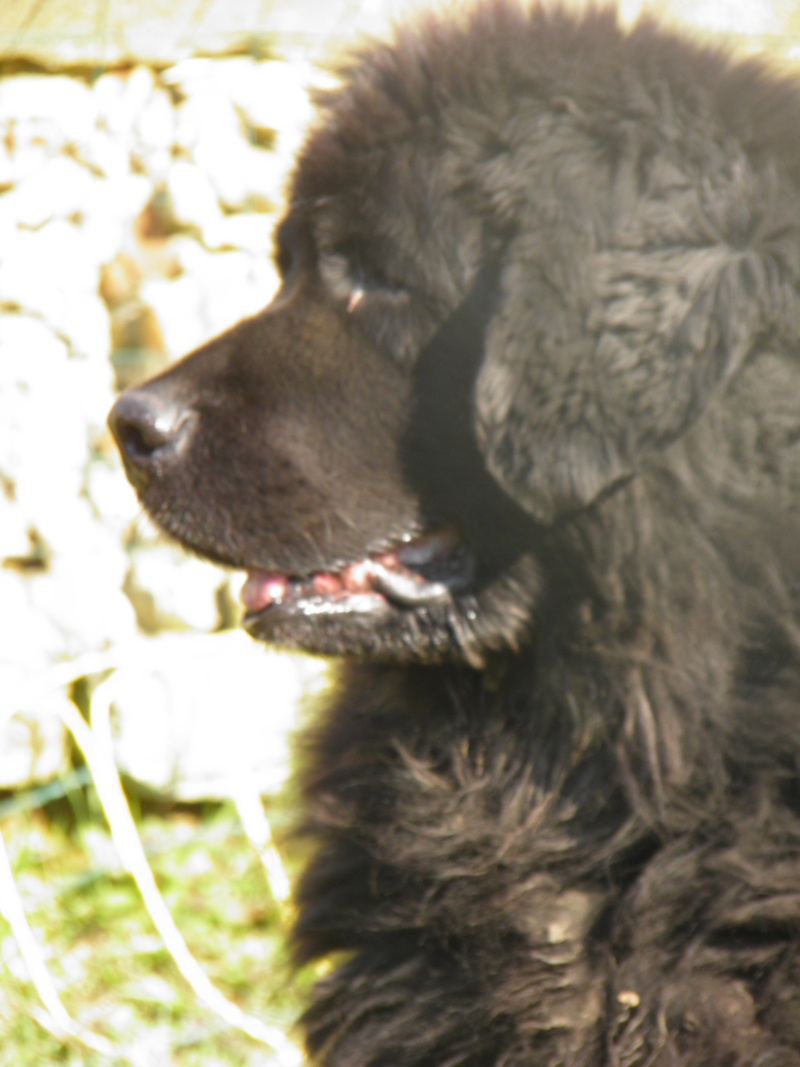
[109,3,800,1064]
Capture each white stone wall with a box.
[0,56,327,795]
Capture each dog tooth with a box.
[342,560,379,592]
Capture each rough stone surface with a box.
[0,700,72,790]
[0,0,411,64]
[109,632,327,801]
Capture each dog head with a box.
[109,4,800,665]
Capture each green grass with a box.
[0,787,307,1066]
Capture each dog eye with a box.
[335,241,406,297]
[318,242,410,319]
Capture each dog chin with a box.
[243,593,461,662]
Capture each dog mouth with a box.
[241,526,472,626]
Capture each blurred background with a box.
[0,1,798,1064]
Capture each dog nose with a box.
[108,389,194,487]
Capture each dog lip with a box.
[240,526,468,617]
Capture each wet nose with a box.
[108,388,195,489]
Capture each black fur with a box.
[109,4,800,1063]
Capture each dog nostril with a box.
[108,390,194,475]
[116,415,164,464]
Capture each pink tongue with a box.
[241,572,290,612]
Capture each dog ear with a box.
[473,199,793,524]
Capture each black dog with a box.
[109,4,800,1063]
